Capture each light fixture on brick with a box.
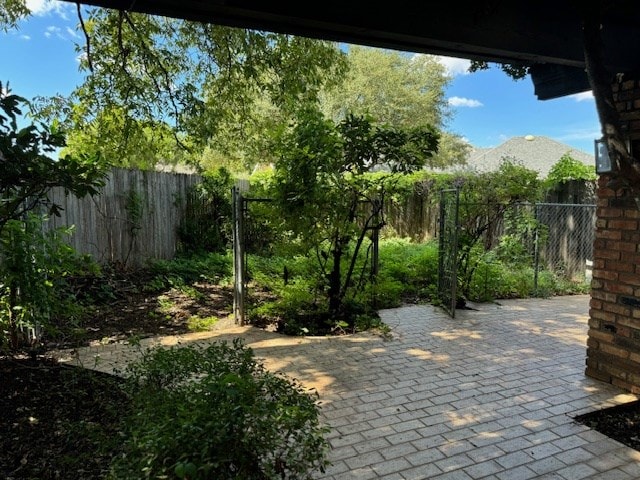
[594,137,613,174]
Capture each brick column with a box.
[586,79,640,394]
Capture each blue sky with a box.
[3,1,600,155]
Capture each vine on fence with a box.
[124,188,144,266]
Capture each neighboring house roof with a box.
[454,136,594,178]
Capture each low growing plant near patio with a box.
[247,239,439,334]
[245,235,589,333]
[146,251,232,288]
[110,340,330,480]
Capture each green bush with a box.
[377,238,439,302]
[110,340,330,479]
[360,276,404,309]
[177,167,234,254]
[0,213,98,350]
[244,235,587,331]
[251,278,322,335]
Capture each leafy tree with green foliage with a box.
[112,340,329,480]
[546,152,597,185]
[468,60,530,80]
[60,105,196,170]
[0,84,107,350]
[321,46,450,128]
[544,153,597,203]
[0,0,28,32]
[32,8,347,171]
[267,107,438,324]
[0,84,108,230]
[321,45,470,168]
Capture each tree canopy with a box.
[31,8,347,171]
[0,0,28,32]
[321,46,450,128]
[18,9,465,172]
[321,46,469,168]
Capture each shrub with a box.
[377,238,439,302]
[110,340,330,480]
[0,214,98,350]
[177,167,234,254]
[186,315,219,331]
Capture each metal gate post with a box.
[438,188,460,318]
[232,187,245,325]
[533,203,540,296]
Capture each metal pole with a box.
[533,204,540,296]
[232,187,245,325]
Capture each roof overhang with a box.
[63,0,640,100]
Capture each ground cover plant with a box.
[245,235,589,335]
[111,340,329,479]
[2,341,329,480]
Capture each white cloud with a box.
[26,0,71,19]
[19,34,31,40]
[44,25,60,38]
[557,128,601,142]
[448,96,483,108]
[568,91,594,102]
[435,56,472,77]
[66,26,79,39]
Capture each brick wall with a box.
[586,78,640,394]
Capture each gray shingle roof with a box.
[455,136,594,178]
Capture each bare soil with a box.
[1,273,638,479]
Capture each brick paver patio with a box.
[58,294,640,479]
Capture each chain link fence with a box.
[534,203,596,281]
[438,199,596,312]
[495,202,596,284]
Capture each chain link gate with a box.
[438,188,460,318]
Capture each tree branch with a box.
[76,3,93,73]
[121,11,192,153]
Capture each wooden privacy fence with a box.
[45,168,202,267]
[41,170,595,272]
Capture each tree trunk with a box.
[8,282,19,350]
[328,242,343,317]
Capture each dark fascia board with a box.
[62,0,640,97]
[530,64,593,100]
[60,1,584,64]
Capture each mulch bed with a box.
[0,356,129,480]
[574,400,640,451]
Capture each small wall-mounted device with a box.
[595,138,613,174]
